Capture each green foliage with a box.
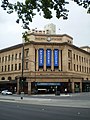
[1,0,69,30]
[1,0,90,41]
[1,0,90,30]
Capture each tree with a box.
[1,0,90,41]
[1,0,90,30]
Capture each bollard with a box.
[21,92,24,100]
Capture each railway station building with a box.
[0,28,90,94]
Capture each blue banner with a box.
[54,49,59,66]
[46,49,51,66]
[38,49,44,66]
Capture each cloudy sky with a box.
[0,1,90,50]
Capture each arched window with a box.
[1,77,5,80]
[15,76,18,80]
[8,77,12,80]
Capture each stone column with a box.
[62,48,68,71]
[71,82,75,93]
[28,82,31,95]
[44,48,46,71]
[71,51,73,71]
[80,81,82,92]
[36,49,38,71]
[59,49,61,71]
[17,79,20,94]
[51,49,54,71]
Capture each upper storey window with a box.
[5,56,7,62]
[2,57,4,62]
[68,50,72,58]
[15,54,17,60]
[25,49,29,57]
[8,55,10,61]
[19,53,21,59]
[73,54,75,60]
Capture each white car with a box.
[1,90,12,95]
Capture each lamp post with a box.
[20,42,24,99]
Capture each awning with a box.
[0,80,17,84]
[82,80,90,83]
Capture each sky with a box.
[0,1,90,50]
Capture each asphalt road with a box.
[0,101,90,120]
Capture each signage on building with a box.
[36,82,61,86]
[46,49,51,66]
[38,49,44,66]
[54,49,59,66]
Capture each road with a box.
[0,101,90,120]
[0,92,90,108]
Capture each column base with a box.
[28,91,31,95]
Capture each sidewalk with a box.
[0,93,70,101]
[0,93,71,103]
[0,93,90,108]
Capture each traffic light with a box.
[19,77,26,83]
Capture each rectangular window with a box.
[68,62,71,70]
[68,50,72,58]
[85,67,86,73]
[74,64,75,71]
[19,53,21,59]
[12,54,14,61]
[76,55,78,61]
[2,66,3,72]
[8,55,10,61]
[15,54,17,60]
[26,50,29,57]
[5,56,7,62]
[11,64,13,71]
[77,65,78,71]
[80,65,81,72]
[19,63,21,70]
[15,64,17,70]
[79,56,81,62]
[87,67,88,73]
[26,62,28,70]
[84,58,85,63]
[82,66,84,72]
[8,65,10,71]
[2,57,4,62]
[5,65,7,71]
[73,54,75,60]
[0,57,1,63]
[25,48,29,57]
[82,57,83,62]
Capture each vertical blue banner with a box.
[38,49,44,66]
[54,49,59,66]
[46,49,51,66]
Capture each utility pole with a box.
[21,42,24,99]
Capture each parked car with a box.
[1,90,12,95]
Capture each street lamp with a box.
[20,42,24,99]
